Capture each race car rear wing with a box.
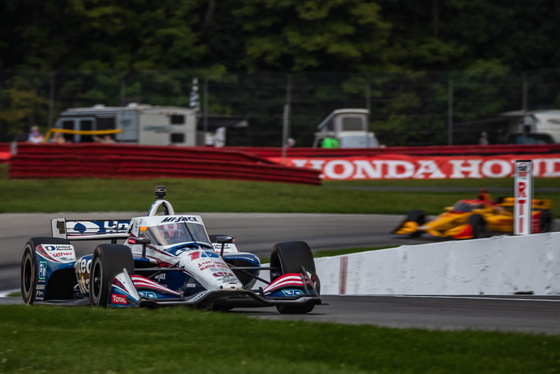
[51,218,131,241]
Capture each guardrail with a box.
[0,143,9,162]
[316,232,560,295]
[8,143,322,185]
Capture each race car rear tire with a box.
[406,210,426,237]
[270,241,319,314]
[539,209,553,233]
[21,237,71,305]
[468,214,487,238]
[89,244,134,307]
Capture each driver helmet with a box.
[163,223,184,241]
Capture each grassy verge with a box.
[0,305,559,374]
[0,163,558,215]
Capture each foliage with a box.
[1,305,560,373]
[0,166,558,216]
[1,1,560,145]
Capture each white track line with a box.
[0,289,18,298]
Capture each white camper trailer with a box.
[54,104,198,146]
[312,108,380,148]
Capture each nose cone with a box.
[221,282,243,291]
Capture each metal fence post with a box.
[522,71,528,113]
[120,72,126,107]
[448,78,453,145]
[48,72,56,128]
[203,79,209,135]
[282,73,292,164]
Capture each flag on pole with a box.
[190,78,200,114]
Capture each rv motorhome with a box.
[54,104,198,146]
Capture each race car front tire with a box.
[270,241,319,314]
[21,237,72,305]
[468,214,487,238]
[89,244,134,307]
[406,210,426,237]
[539,209,553,233]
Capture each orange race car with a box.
[392,197,553,239]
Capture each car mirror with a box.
[216,236,234,257]
[129,238,151,258]
[216,235,234,244]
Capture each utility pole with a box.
[282,74,292,164]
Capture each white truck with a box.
[54,103,199,146]
[312,108,380,148]
[501,110,560,144]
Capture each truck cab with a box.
[501,110,560,144]
[312,109,380,148]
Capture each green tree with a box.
[229,0,391,72]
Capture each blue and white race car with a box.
[20,186,321,313]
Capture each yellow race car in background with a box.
[392,197,553,239]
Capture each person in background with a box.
[27,126,43,143]
[52,132,66,144]
[322,134,339,149]
[477,188,491,203]
[479,131,489,145]
[102,135,115,143]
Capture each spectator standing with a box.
[27,126,43,143]
[322,135,339,149]
[52,132,66,144]
[479,132,489,145]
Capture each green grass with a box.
[2,165,560,372]
[0,163,558,215]
[0,305,559,374]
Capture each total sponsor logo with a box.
[111,294,127,305]
[161,216,199,223]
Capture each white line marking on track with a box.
[0,289,18,298]
[391,295,560,303]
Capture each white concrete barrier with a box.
[316,232,560,295]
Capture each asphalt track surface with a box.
[1,212,560,334]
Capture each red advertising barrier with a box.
[229,144,560,158]
[0,143,10,162]
[9,143,321,185]
[270,154,560,180]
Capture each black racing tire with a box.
[406,209,426,237]
[269,241,319,314]
[494,196,506,205]
[539,209,553,233]
[468,214,487,238]
[89,244,134,307]
[21,237,71,305]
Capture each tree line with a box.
[1,0,559,145]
